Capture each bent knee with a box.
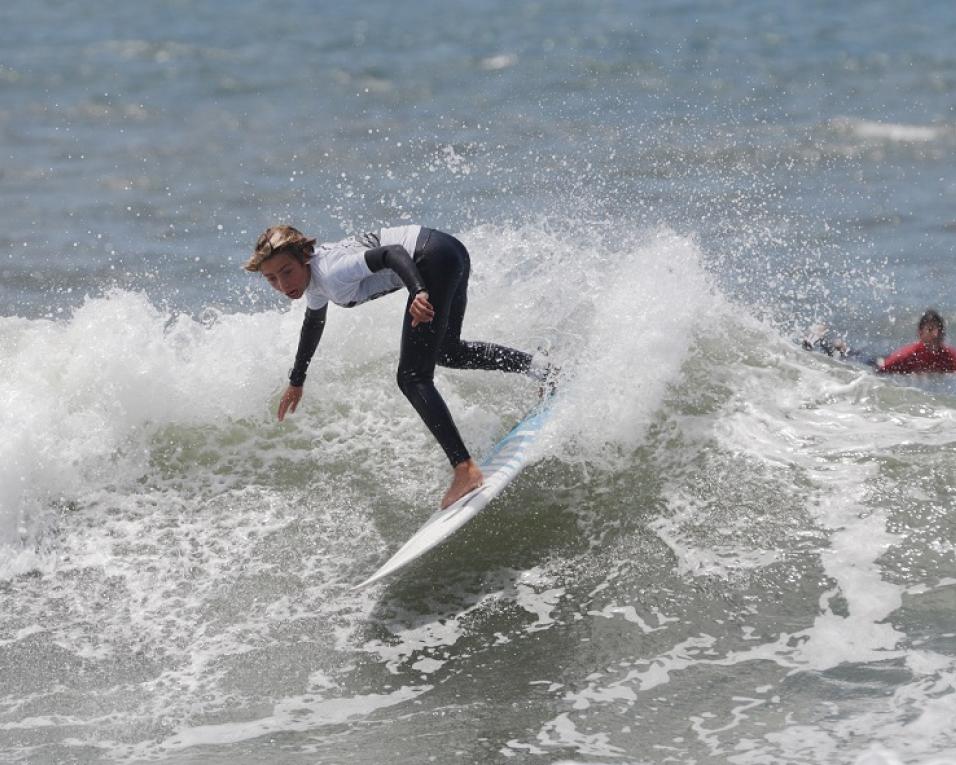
[396,366,431,395]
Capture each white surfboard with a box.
[354,399,553,589]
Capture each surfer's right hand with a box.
[409,290,434,327]
[277,384,303,421]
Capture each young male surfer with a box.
[244,224,550,509]
[877,309,956,374]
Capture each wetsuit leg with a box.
[420,231,534,373]
[396,231,471,466]
[395,229,533,467]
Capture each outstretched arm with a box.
[279,305,327,421]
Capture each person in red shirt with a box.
[878,309,956,374]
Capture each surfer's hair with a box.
[919,309,945,336]
[244,225,316,272]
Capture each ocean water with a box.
[2,1,956,763]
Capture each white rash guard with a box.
[305,225,422,310]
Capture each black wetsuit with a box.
[290,227,533,466]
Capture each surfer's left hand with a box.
[409,291,434,327]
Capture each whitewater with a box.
[4,1,956,762]
[3,222,955,764]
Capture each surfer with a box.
[244,224,550,509]
[877,309,956,374]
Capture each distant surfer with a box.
[801,322,850,360]
[877,309,956,374]
[801,309,956,374]
[244,225,552,509]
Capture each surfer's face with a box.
[919,322,943,349]
[260,252,310,300]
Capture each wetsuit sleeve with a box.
[289,305,327,387]
[364,245,426,294]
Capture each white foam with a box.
[0,291,291,558]
[463,223,719,469]
[532,713,626,758]
[2,223,718,563]
[158,685,429,752]
[509,316,956,762]
[6,223,956,762]
[831,116,945,143]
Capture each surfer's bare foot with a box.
[442,460,483,509]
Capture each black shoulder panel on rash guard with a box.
[364,245,426,295]
[289,304,327,386]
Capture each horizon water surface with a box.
[2,2,956,764]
